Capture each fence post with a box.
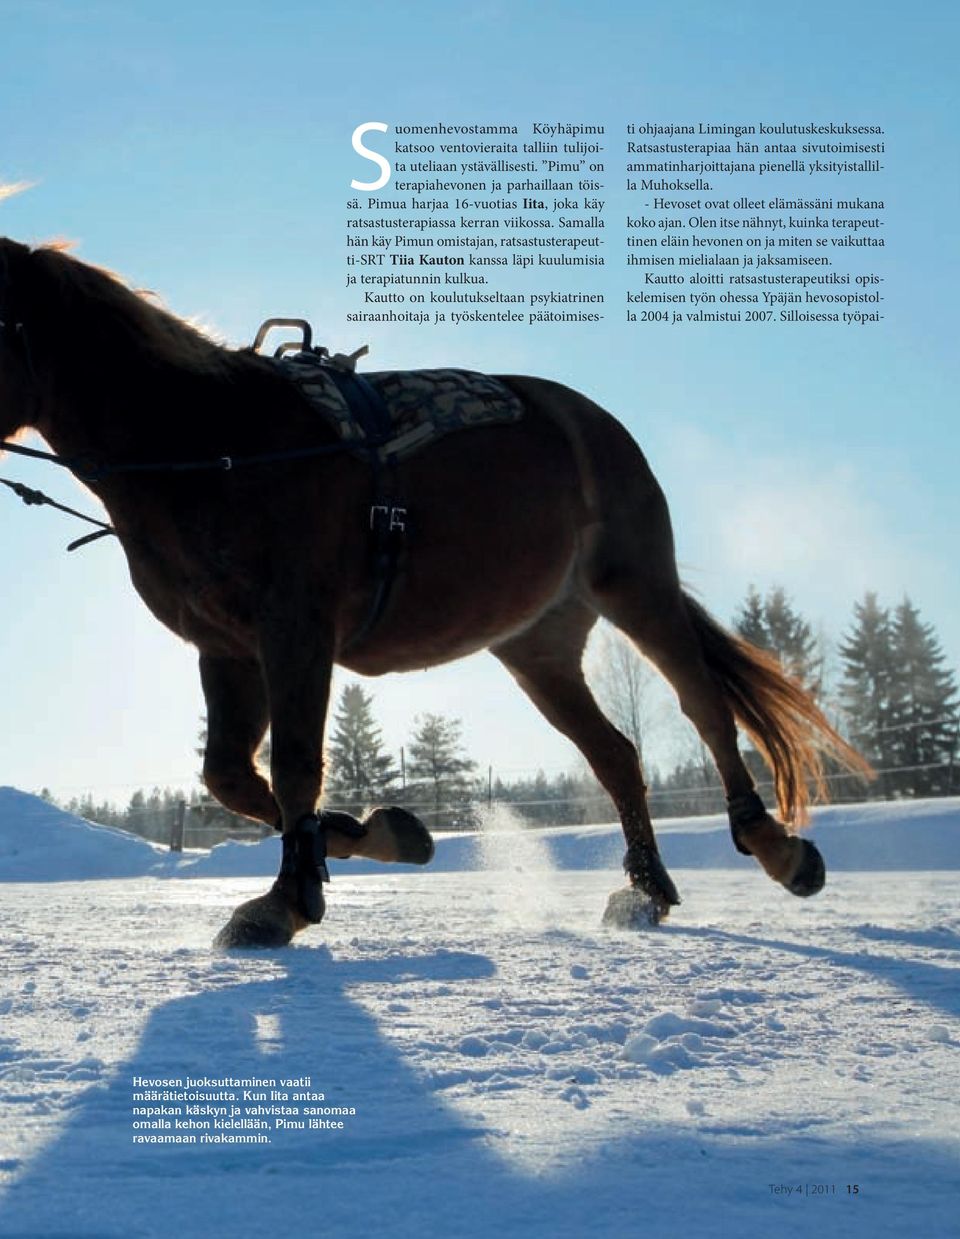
[169,799,186,852]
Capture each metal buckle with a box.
[370,504,407,532]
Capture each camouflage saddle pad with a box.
[278,355,524,462]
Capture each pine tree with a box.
[886,599,960,797]
[735,586,770,650]
[734,585,822,694]
[126,789,148,836]
[405,713,477,829]
[838,593,895,791]
[839,594,960,799]
[324,683,399,814]
[764,587,821,693]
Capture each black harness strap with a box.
[320,366,393,443]
[315,364,407,652]
[0,434,360,481]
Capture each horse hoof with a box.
[602,886,668,929]
[786,838,826,897]
[213,889,299,949]
[364,806,435,865]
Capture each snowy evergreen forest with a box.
[46,587,960,844]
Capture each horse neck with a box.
[33,336,231,468]
[18,252,312,479]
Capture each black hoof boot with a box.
[279,815,329,924]
[727,790,766,855]
[787,838,826,896]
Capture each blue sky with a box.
[1,0,957,804]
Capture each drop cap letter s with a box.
[351,122,391,191]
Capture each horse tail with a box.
[682,591,873,824]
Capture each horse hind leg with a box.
[491,600,681,923]
[588,579,827,897]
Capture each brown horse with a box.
[0,237,871,946]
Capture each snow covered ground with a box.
[1,788,958,1237]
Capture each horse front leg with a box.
[200,654,279,826]
[262,611,338,927]
[262,618,435,908]
[213,614,335,948]
[201,653,433,861]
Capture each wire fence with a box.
[43,753,960,853]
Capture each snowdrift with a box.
[0,786,170,880]
[1,785,958,882]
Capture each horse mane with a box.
[0,182,33,203]
[29,241,239,378]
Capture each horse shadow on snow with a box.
[0,942,956,1239]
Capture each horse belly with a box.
[337,427,582,674]
[344,543,577,674]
